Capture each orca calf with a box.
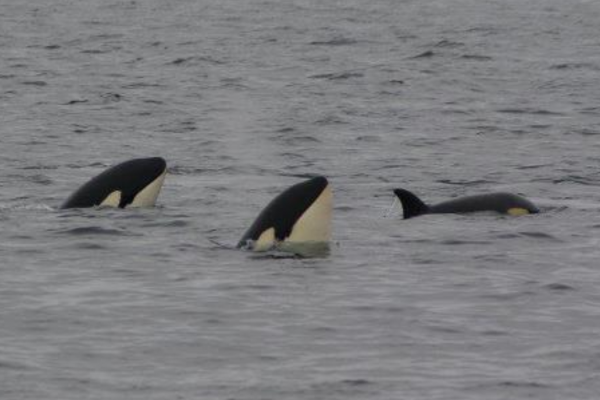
[238,176,332,252]
[61,157,167,209]
[393,188,539,219]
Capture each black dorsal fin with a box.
[393,188,430,219]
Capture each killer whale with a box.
[237,176,332,252]
[61,157,167,209]
[393,188,539,219]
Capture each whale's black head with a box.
[61,157,167,209]
[238,176,332,251]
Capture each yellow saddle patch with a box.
[507,207,529,216]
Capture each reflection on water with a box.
[243,241,331,259]
[276,241,331,258]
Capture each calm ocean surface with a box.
[1,0,600,399]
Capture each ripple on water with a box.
[309,37,358,46]
[541,282,576,292]
[496,381,552,389]
[496,108,566,116]
[21,80,48,86]
[478,290,536,301]
[410,50,435,59]
[550,62,600,71]
[439,239,491,246]
[52,226,135,236]
[140,219,189,228]
[460,54,493,61]
[307,379,378,397]
[550,175,598,185]
[517,231,563,242]
[437,178,496,186]
[466,380,553,394]
[0,359,31,372]
[309,71,364,80]
[72,242,108,250]
[0,203,54,211]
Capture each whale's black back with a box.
[430,192,539,214]
[394,188,539,219]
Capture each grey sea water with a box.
[1,0,600,399]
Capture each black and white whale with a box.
[393,188,539,219]
[237,176,332,252]
[61,157,167,209]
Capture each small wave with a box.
[247,242,330,259]
[461,54,492,61]
[497,381,551,389]
[175,242,205,252]
[340,379,373,387]
[123,82,163,89]
[493,233,519,239]
[21,81,48,86]
[277,172,328,180]
[464,26,501,35]
[542,282,575,291]
[220,77,249,89]
[356,135,380,142]
[580,107,600,115]
[248,251,301,260]
[72,242,108,250]
[278,152,306,161]
[434,39,464,48]
[480,329,509,336]
[141,219,189,228]
[100,92,123,103]
[25,174,53,185]
[480,290,535,300]
[309,71,364,80]
[551,175,599,186]
[64,99,88,105]
[313,115,347,126]
[310,378,375,393]
[426,324,464,334]
[517,231,562,241]
[467,379,553,392]
[274,133,322,144]
[0,360,30,371]
[64,161,107,169]
[550,62,600,71]
[0,203,54,211]
[309,37,358,46]
[167,165,205,175]
[169,55,226,66]
[275,127,296,134]
[142,99,164,105]
[53,226,133,236]
[437,179,495,186]
[439,239,491,245]
[411,50,435,59]
[496,108,565,116]
[70,125,102,135]
[516,163,553,170]
[567,129,599,136]
[387,79,405,85]
[80,48,115,55]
